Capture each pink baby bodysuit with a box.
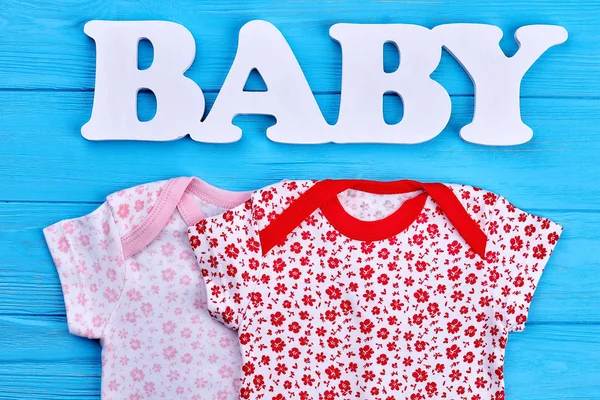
[44,177,250,400]
[188,179,562,400]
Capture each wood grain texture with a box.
[0,0,593,95]
[0,91,598,208]
[0,0,598,398]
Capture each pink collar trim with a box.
[185,177,252,209]
[121,177,251,258]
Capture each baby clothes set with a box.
[46,177,562,400]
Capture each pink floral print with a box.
[44,177,251,400]
[188,180,562,400]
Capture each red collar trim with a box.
[259,180,487,258]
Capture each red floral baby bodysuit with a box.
[188,180,562,400]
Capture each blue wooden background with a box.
[0,0,599,398]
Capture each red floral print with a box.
[189,180,562,400]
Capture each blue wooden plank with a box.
[0,203,597,323]
[0,92,598,209]
[0,316,598,399]
[0,0,592,96]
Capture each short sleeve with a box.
[43,203,126,339]
[485,193,563,332]
[188,199,263,331]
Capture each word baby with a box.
[83,20,567,145]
